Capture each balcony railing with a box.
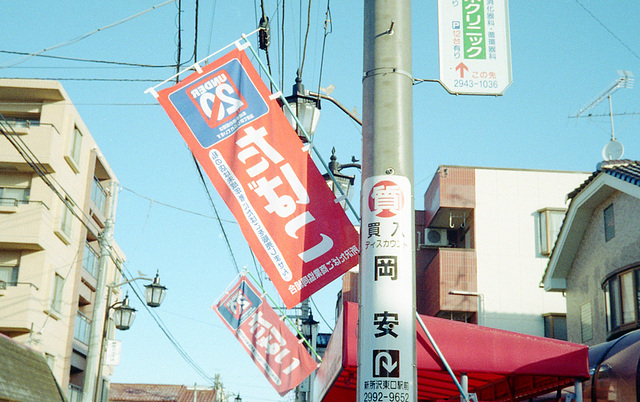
[74,311,91,345]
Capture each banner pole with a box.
[245,270,323,362]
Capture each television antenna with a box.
[571,70,634,160]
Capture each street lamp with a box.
[283,71,321,143]
[144,272,167,307]
[110,273,168,330]
[112,294,136,330]
[323,147,360,210]
[88,273,168,401]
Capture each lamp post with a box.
[323,148,360,210]
[295,305,319,402]
[82,180,118,402]
[283,71,321,143]
[87,273,167,402]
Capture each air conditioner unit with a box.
[422,228,449,247]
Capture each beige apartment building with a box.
[0,79,124,401]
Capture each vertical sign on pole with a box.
[361,0,416,400]
[360,177,415,401]
[438,0,512,95]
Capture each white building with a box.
[417,165,589,338]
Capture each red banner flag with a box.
[214,275,317,396]
[156,47,359,308]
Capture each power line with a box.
[575,0,640,61]
[0,0,178,68]
[0,50,176,68]
[2,77,163,82]
[298,0,313,77]
[120,186,238,224]
[0,101,157,106]
[191,156,242,274]
[0,115,100,241]
[119,264,218,385]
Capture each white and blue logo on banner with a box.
[168,58,268,148]
[216,280,263,330]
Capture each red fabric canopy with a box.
[314,302,589,401]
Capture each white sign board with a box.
[105,340,122,366]
[438,0,512,95]
[358,176,415,401]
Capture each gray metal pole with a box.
[359,0,416,401]
[574,379,583,402]
[83,180,119,402]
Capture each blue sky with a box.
[2,1,640,401]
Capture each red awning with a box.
[314,302,589,401]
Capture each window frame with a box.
[602,263,640,340]
[70,126,82,165]
[61,198,73,237]
[64,125,83,173]
[0,265,19,286]
[537,208,566,255]
[50,273,64,314]
[90,176,107,215]
[580,302,593,342]
[0,187,30,207]
[543,313,568,341]
[604,203,615,242]
[82,242,100,278]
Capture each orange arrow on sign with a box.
[455,62,469,78]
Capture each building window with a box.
[0,264,19,287]
[61,198,73,238]
[538,208,566,255]
[82,242,99,278]
[604,203,615,242]
[70,126,83,166]
[621,271,636,324]
[0,251,20,287]
[0,187,30,206]
[603,265,640,340]
[68,384,83,402]
[580,303,593,342]
[74,311,91,345]
[51,274,64,313]
[91,177,107,215]
[101,379,110,402]
[543,313,567,341]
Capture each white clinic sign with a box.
[438,0,512,95]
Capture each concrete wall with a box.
[566,191,640,345]
[474,168,588,335]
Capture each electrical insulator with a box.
[259,16,270,51]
